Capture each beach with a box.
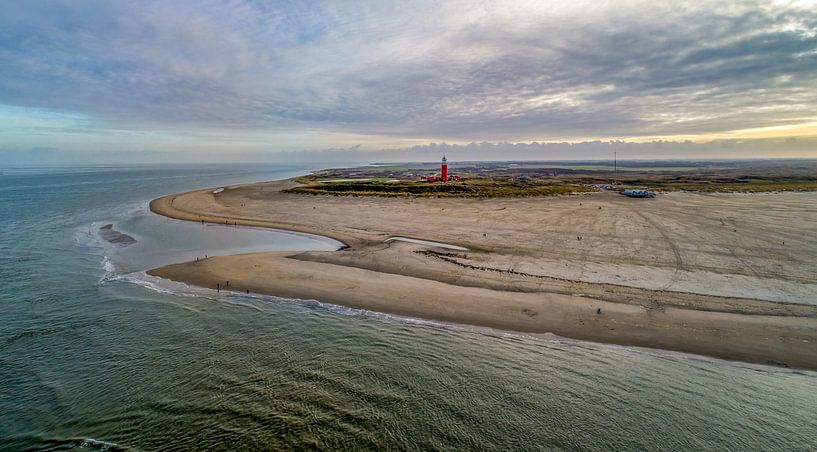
[149,180,817,369]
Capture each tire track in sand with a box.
[629,208,684,292]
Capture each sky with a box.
[1,0,817,164]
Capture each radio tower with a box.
[614,151,617,185]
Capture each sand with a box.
[148,180,817,370]
[98,224,136,247]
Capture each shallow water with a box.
[384,236,468,251]
[1,164,816,451]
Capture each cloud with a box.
[0,0,816,148]
[5,137,817,166]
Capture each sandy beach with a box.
[149,180,817,369]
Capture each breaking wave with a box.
[32,437,132,451]
[106,271,792,375]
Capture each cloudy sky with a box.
[2,0,817,163]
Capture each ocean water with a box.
[1,165,816,451]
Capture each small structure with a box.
[622,189,655,198]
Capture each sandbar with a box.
[148,179,817,370]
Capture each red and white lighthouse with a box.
[441,156,449,182]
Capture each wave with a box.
[74,201,143,247]
[79,438,128,451]
[106,271,202,297]
[105,272,812,377]
[75,200,152,284]
[104,273,650,357]
[75,224,118,285]
[32,436,132,451]
[98,255,117,283]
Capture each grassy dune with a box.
[285,179,595,197]
[648,181,817,193]
[287,160,817,197]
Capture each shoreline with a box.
[147,179,817,370]
[140,267,812,376]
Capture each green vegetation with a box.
[524,164,705,172]
[647,181,817,193]
[288,160,817,197]
[285,179,595,198]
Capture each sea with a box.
[1,164,815,451]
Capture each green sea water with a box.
[1,164,816,451]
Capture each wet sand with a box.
[99,224,137,247]
[148,180,817,369]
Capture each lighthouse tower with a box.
[441,156,449,182]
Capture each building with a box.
[419,156,460,182]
